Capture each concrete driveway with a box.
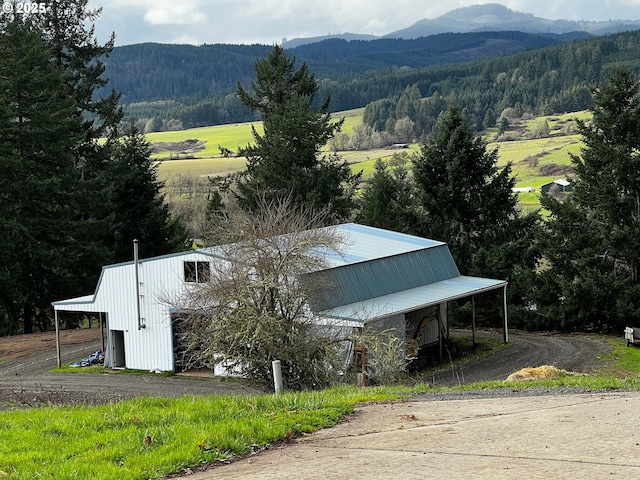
[187,391,640,479]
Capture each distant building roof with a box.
[512,187,535,193]
[541,179,573,193]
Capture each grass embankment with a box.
[0,387,402,479]
[2,335,640,479]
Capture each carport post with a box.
[99,312,105,354]
[503,285,509,343]
[471,296,476,348]
[55,310,61,368]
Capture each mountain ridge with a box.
[104,30,571,105]
[282,3,640,48]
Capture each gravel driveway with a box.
[427,329,613,387]
[0,338,262,408]
[0,329,614,408]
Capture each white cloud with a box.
[142,2,208,26]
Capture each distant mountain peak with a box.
[439,3,524,21]
[282,2,640,47]
[386,2,639,39]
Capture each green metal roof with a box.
[319,275,507,323]
[307,224,507,323]
[308,245,460,310]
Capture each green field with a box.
[150,108,590,209]
[148,108,363,159]
[151,108,366,180]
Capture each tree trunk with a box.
[23,303,33,334]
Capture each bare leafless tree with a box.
[173,197,350,390]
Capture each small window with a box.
[184,261,210,283]
[197,261,210,282]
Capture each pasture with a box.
[149,108,589,210]
[152,107,366,180]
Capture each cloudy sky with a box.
[87,0,640,46]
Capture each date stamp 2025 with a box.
[2,2,47,14]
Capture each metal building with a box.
[541,179,573,193]
[52,223,508,372]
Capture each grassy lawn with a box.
[1,334,639,479]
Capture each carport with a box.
[52,297,107,368]
[321,274,508,343]
[308,229,509,369]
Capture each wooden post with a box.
[438,314,443,360]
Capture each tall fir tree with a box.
[0,3,185,334]
[537,68,640,332]
[234,45,360,221]
[411,105,540,325]
[411,105,518,274]
[0,14,91,332]
[108,127,187,262]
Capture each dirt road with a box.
[0,328,613,407]
[428,330,612,387]
[0,329,262,407]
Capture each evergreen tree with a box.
[411,106,539,325]
[356,156,417,233]
[108,127,187,262]
[483,108,497,128]
[0,4,184,334]
[411,105,518,274]
[0,14,92,332]
[234,45,360,221]
[537,68,640,332]
[37,0,121,138]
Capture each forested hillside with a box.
[103,31,569,104]
[106,29,640,132]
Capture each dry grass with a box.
[505,365,580,382]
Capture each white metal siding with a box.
[56,252,217,372]
[122,252,214,371]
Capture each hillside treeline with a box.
[104,31,568,103]
[110,30,640,132]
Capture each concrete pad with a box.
[188,392,640,479]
